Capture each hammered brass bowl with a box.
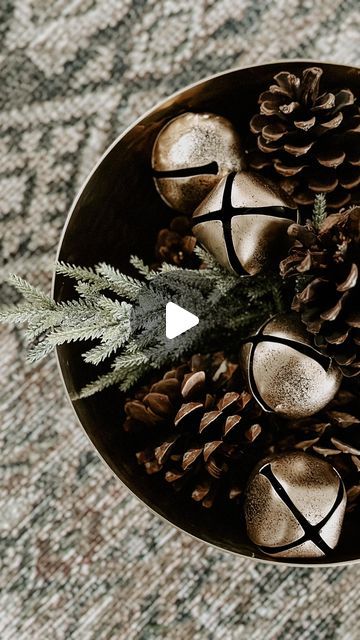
[54,60,360,566]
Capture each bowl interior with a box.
[55,60,360,565]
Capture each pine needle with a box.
[56,262,100,284]
[7,274,56,309]
[95,263,143,300]
[312,193,327,231]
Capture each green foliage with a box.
[0,250,285,399]
[312,193,327,230]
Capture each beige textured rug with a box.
[1,1,360,638]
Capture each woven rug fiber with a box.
[1,1,360,638]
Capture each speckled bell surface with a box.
[152,112,244,213]
[192,171,297,275]
[240,313,342,419]
[244,452,347,558]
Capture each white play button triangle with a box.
[166,302,199,339]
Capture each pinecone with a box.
[275,387,360,512]
[123,353,270,508]
[248,66,360,210]
[155,216,197,267]
[280,206,360,377]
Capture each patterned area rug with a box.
[1,1,360,638]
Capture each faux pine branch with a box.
[0,248,284,399]
[311,193,327,230]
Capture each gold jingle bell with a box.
[151,112,244,213]
[240,313,342,419]
[244,452,346,558]
[192,171,297,275]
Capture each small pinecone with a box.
[248,66,360,210]
[280,206,360,376]
[155,216,197,267]
[276,387,360,512]
[123,353,269,508]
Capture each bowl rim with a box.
[53,58,360,568]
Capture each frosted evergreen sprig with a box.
[312,193,327,230]
[0,251,284,399]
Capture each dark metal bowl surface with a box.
[54,60,360,566]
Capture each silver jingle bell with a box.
[192,171,297,275]
[152,112,244,213]
[240,313,342,419]
[244,452,346,558]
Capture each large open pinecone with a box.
[123,353,271,508]
[248,66,360,210]
[276,387,360,512]
[280,206,360,376]
[155,216,197,267]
